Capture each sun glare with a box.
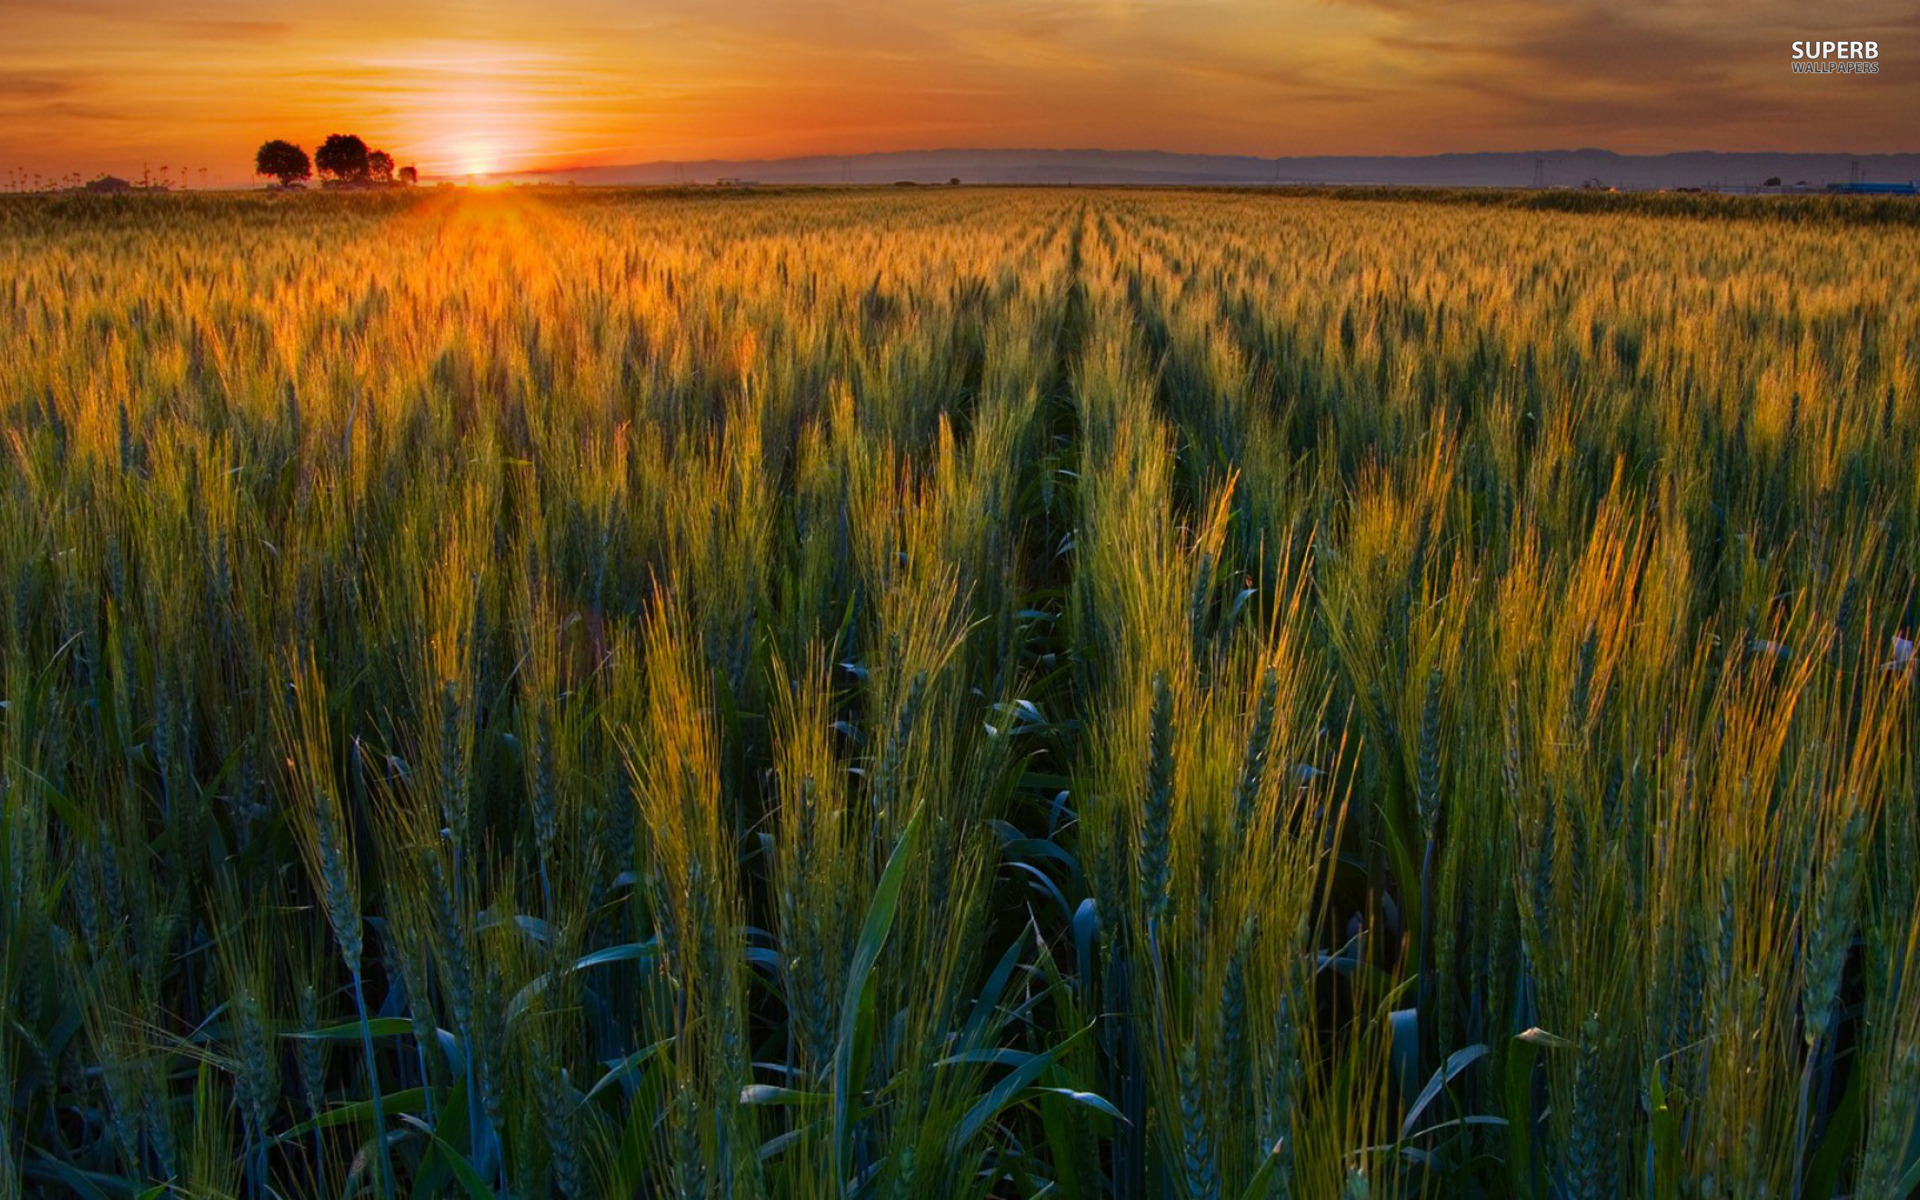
[451,135,502,178]
[356,43,578,177]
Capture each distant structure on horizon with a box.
[1826,180,1919,195]
[78,175,177,194]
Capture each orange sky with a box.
[2,0,1916,183]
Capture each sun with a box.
[439,129,506,178]
[455,140,501,177]
[363,47,566,177]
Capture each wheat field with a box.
[1,186,1918,1197]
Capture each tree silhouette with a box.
[254,140,312,185]
[315,134,371,182]
[398,165,418,185]
[368,150,395,184]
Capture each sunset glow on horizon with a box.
[2,0,1916,184]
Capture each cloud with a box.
[0,73,80,98]
[0,0,117,14]
[14,99,131,122]
[1344,0,1919,150]
[166,20,294,42]
[1487,9,1743,85]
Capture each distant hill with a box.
[516,148,1920,191]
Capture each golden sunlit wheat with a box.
[0,185,1917,1198]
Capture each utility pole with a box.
[1533,157,1546,188]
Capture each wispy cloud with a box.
[0,73,79,99]
[167,19,294,42]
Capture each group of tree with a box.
[254,135,416,187]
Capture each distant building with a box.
[84,175,133,193]
[1826,181,1919,195]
